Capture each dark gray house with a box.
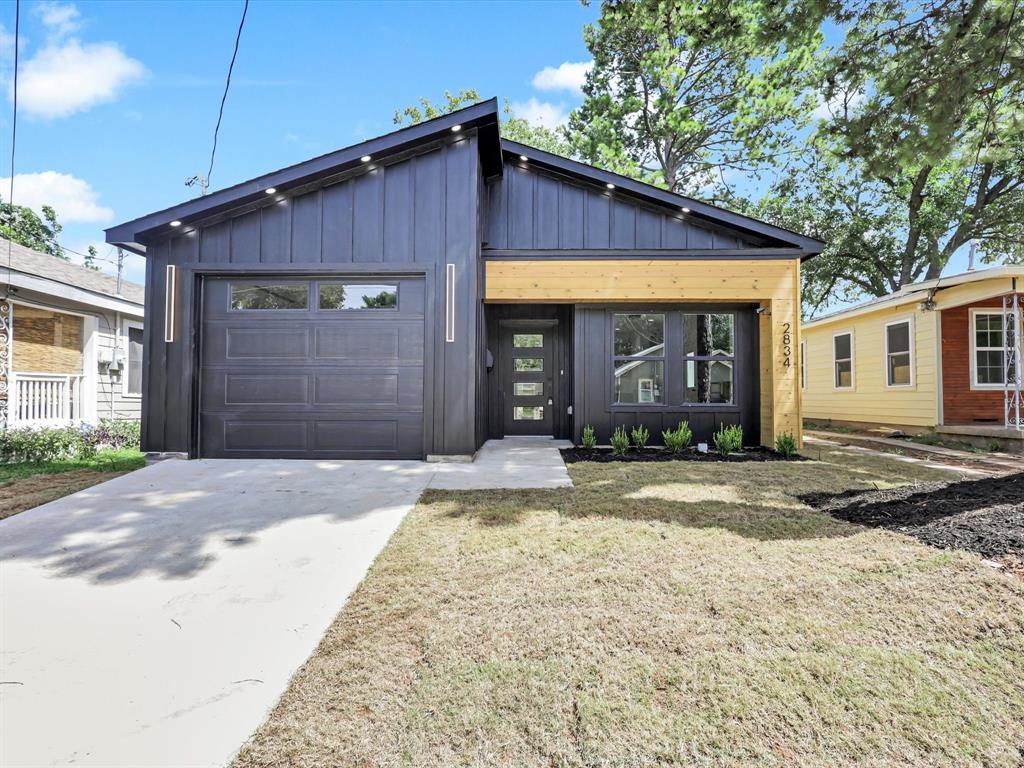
[106,99,822,460]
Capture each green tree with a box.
[568,0,823,198]
[752,0,1024,315]
[394,90,574,157]
[0,201,66,259]
[84,245,102,271]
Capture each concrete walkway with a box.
[0,440,572,767]
[429,437,574,490]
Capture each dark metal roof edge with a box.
[107,98,502,251]
[500,139,825,254]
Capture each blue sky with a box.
[1,0,600,284]
[1,0,973,291]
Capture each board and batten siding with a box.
[140,134,481,456]
[485,161,756,251]
[483,258,803,447]
[802,303,939,428]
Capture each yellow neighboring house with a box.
[801,266,1024,446]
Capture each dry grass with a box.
[0,468,129,521]
[234,448,1024,768]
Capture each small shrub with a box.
[662,421,692,453]
[987,439,1003,453]
[775,431,798,457]
[581,424,597,449]
[0,419,141,465]
[94,419,142,450]
[713,424,743,455]
[610,426,631,456]
[630,424,650,449]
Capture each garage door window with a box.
[230,283,308,310]
[319,283,397,310]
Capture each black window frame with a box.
[681,312,736,405]
[611,312,666,406]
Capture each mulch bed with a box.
[561,446,808,463]
[801,472,1024,563]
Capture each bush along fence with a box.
[0,420,141,464]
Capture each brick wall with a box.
[941,297,1006,423]
[12,306,84,373]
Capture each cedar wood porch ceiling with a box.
[106,98,824,259]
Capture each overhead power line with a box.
[205,0,250,191]
[4,0,20,288]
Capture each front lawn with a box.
[0,449,146,521]
[235,447,1024,768]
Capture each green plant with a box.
[610,426,631,456]
[630,424,650,449]
[987,440,1003,453]
[662,421,693,453]
[775,431,798,457]
[713,424,743,456]
[581,424,597,450]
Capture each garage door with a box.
[199,276,424,459]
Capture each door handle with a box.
[547,398,553,405]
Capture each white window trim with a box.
[121,318,144,398]
[969,308,1017,390]
[832,330,855,390]
[883,316,915,388]
[800,339,806,390]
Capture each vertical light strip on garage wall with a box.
[445,263,456,343]
[164,264,176,343]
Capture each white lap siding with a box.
[95,310,142,422]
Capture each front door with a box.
[501,324,555,436]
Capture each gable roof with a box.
[106,96,823,257]
[802,265,1024,329]
[106,99,502,255]
[1,238,144,306]
[501,140,824,254]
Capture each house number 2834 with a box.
[782,322,792,367]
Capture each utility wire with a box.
[3,0,20,295]
[205,0,249,190]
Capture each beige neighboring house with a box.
[0,238,144,429]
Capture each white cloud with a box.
[0,171,114,223]
[812,90,866,121]
[532,60,593,96]
[35,2,82,38]
[510,98,569,129]
[18,38,145,119]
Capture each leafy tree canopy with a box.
[0,201,66,260]
[394,89,574,157]
[568,0,824,198]
[755,0,1024,314]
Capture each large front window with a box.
[613,313,664,404]
[682,313,734,404]
[973,311,1016,387]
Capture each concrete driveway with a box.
[0,458,437,768]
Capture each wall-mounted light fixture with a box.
[164,264,176,343]
[445,263,456,343]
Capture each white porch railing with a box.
[10,372,86,426]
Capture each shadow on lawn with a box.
[430,474,861,543]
